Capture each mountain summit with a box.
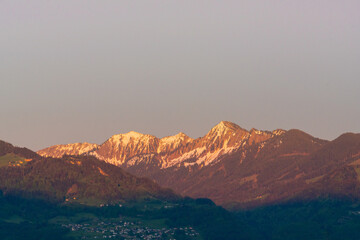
[38,121,281,168]
[158,132,193,153]
[93,131,159,165]
[206,121,245,137]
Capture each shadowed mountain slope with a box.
[0,140,178,205]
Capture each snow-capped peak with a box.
[108,131,156,146]
[206,121,246,139]
[161,132,190,142]
[158,132,193,153]
[124,131,144,137]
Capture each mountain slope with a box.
[0,140,178,205]
[140,129,329,207]
[36,122,360,208]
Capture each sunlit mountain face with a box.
[37,121,360,208]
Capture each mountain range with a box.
[37,121,360,208]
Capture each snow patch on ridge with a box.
[127,154,156,167]
[273,129,286,136]
[162,147,206,168]
[197,144,238,166]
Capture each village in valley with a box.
[60,217,200,239]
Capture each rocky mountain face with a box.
[39,121,283,169]
[37,121,360,208]
[37,142,98,158]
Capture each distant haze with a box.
[1,1,359,151]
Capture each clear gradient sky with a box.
[1,1,360,151]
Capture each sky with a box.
[1,0,360,151]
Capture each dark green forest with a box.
[236,199,360,240]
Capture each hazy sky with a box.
[1,1,360,150]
